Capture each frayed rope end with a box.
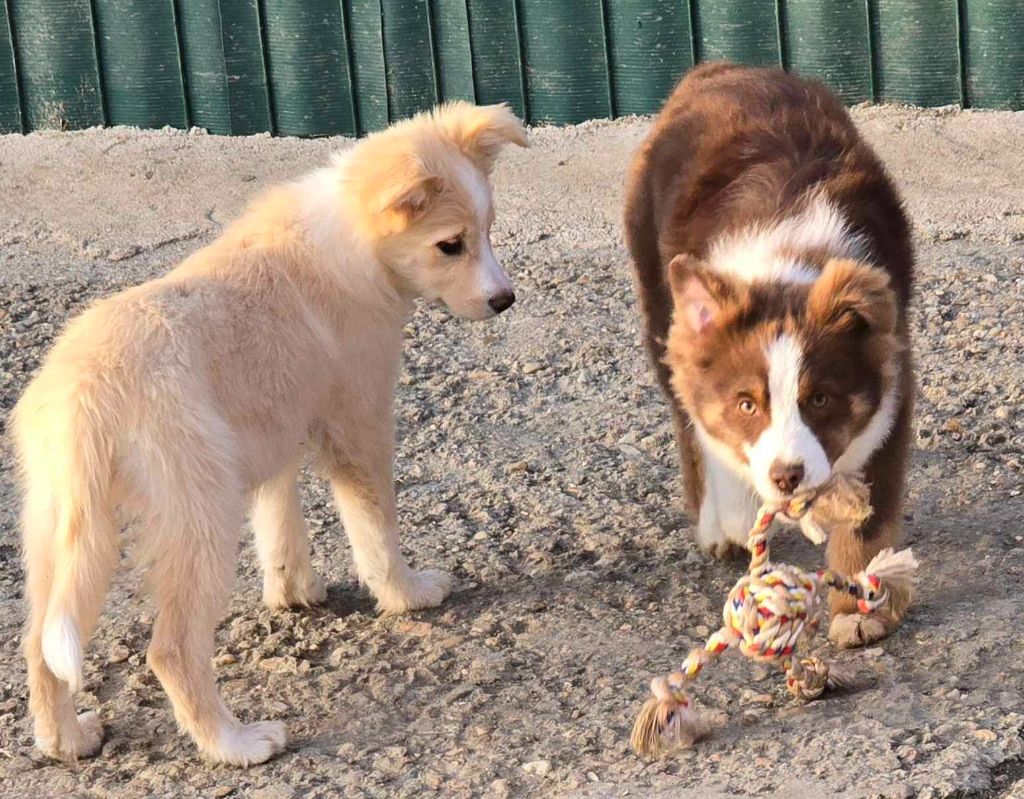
[630,681,710,758]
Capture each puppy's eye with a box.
[810,392,830,409]
[436,236,464,256]
[737,398,758,416]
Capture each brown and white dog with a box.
[12,102,526,766]
[625,64,914,649]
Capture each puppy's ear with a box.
[373,160,441,219]
[435,102,528,172]
[668,254,740,334]
[806,259,897,336]
[342,146,441,235]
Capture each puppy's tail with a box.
[14,380,118,694]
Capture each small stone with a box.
[211,787,234,798]
[522,362,544,375]
[250,787,295,799]
[973,729,997,742]
[473,531,490,541]
[396,620,433,636]
[258,656,297,674]
[489,778,510,798]
[741,691,774,706]
[107,642,131,664]
[213,653,238,667]
[522,759,552,777]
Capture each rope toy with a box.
[630,473,918,758]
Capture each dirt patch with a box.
[0,107,1022,798]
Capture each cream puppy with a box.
[12,102,526,766]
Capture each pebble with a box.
[522,760,552,777]
[107,642,131,664]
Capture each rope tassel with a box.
[630,473,917,759]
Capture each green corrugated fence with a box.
[1,0,1021,136]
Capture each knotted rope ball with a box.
[630,473,918,758]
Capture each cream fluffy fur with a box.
[12,102,527,766]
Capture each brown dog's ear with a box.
[434,102,528,172]
[668,254,741,334]
[806,259,898,336]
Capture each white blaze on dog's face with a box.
[343,102,527,320]
[405,159,515,321]
[665,254,903,502]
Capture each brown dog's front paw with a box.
[828,612,894,649]
[699,539,747,561]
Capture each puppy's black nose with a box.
[770,460,805,494]
[488,291,516,314]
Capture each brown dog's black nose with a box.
[488,291,516,314]
[770,460,804,494]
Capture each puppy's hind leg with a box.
[143,471,285,766]
[22,481,115,760]
[252,468,326,610]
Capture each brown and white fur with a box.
[625,64,914,650]
[11,102,526,766]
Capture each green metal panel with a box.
[346,0,388,132]
[176,0,230,134]
[0,0,22,132]
[516,0,610,124]
[381,0,438,120]
[429,0,475,102]
[261,0,355,136]
[783,0,872,103]
[464,0,525,118]
[961,0,1024,109]
[604,0,694,117]
[9,0,103,130]
[870,0,961,106]
[5,0,1024,134]
[692,0,780,67]
[219,0,273,134]
[91,0,187,129]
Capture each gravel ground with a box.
[1,106,1023,799]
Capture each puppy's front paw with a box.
[263,570,327,611]
[376,568,454,615]
[829,612,889,649]
[206,720,287,767]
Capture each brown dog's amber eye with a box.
[738,398,757,415]
[810,393,830,409]
[436,237,464,256]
